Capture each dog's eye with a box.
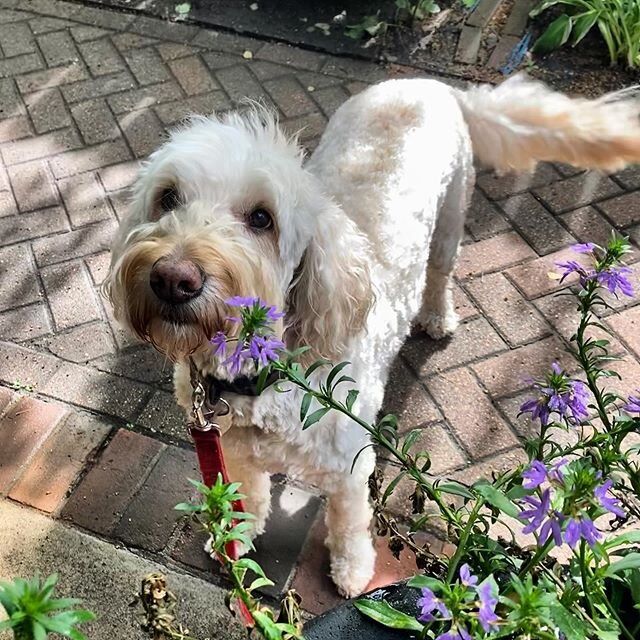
[247,208,273,230]
[157,187,181,213]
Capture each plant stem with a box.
[446,499,483,582]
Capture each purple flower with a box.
[594,479,625,518]
[224,343,249,375]
[248,335,284,367]
[522,461,547,490]
[556,260,591,285]
[226,295,260,307]
[459,564,478,587]
[477,581,499,633]
[594,265,634,297]
[520,397,551,426]
[519,490,551,534]
[563,518,581,548]
[572,243,598,254]
[210,331,227,357]
[436,629,472,640]
[563,516,602,549]
[624,395,640,413]
[417,587,450,623]
[548,458,568,483]
[539,515,563,546]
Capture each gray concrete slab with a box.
[0,500,245,640]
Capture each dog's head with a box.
[106,109,372,369]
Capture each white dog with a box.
[107,75,640,597]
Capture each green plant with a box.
[0,574,95,640]
[531,0,640,68]
[208,234,640,639]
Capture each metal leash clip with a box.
[188,358,230,432]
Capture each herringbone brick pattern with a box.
[1,0,639,614]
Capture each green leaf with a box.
[32,620,47,640]
[299,392,313,422]
[474,480,520,517]
[401,429,423,455]
[248,577,275,591]
[529,0,561,17]
[305,359,330,378]
[303,406,330,430]
[437,481,474,499]
[346,389,359,411]
[256,365,271,393]
[174,502,202,513]
[548,603,590,640]
[326,362,351,389]
[382,471,407,504]
[606,553,640,576]
[234,558,268,579]
[605,531,640,549]
[572,11,598,46]
[533,14,573,53]
[353,599,424,631]
[252,610,283,640]
[407,575,443,591]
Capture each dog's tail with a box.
[453,74,640,174]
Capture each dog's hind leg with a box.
[320,451,376,598]
[416,158,474,340]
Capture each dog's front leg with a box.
[320,457,376,598]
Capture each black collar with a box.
[204,370,283,406]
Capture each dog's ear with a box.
[286,201,373,362]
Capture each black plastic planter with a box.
[305,581,419,640]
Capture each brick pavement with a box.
[0,0,639,621]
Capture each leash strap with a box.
[187,360,253,627]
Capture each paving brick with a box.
[106,81,182,114]
[70,4,135,30]
[129,14,199,42]
[98,159,140,192]
[247,481,323,597]
[118,108,166,157]
[0,340,61,389]
[32,218,116,265]
[61,428,162,534]
[28,16,72,34]
[61,71,135,103]
[478,164,560,200]
[505,246,582,299]
[191,28,261,55]
[321,56,388,83]
[402,317,506,378]
[310,85,349,118]
[600,356,640,400]
[42,320,115,362]
[58,172,113,226]
[466,0,502,27]
[106,187,130,219]
[465,189,510,241]
[41,261,101,330]
[0,115,32,142]
[0,188,17,216]
[381,357,441,429]
[0,52,42,78]
[534,172,622,214]
[84,250,110,284]
[614,166,640,191]
[70,97,119,144]
[427,367,518,459]
[504,0,535,35]
[110,32,158,51]
[264,76,316,118]
[1,127,81,164]
[0,395,66,492]
[0,302,50,341]
[9,411,111,511]
[596,191,640,228]
[49,138,131,178]
[256,42,325,71]
[15,61,88,93]
[465,272,550,346]
[453,283,479,321]
[19,0,78,18]
[201,50,243,71]
[607,306,640,360]
[0,21,35,57]
[37,30,79,67]
[280,111,327,148]
[455,25,481,64]
[76,37,124,77]
[472,336,569,396]
[0,78,24,119]
[214,65,269,104]
[167,55,217,96]
[488,35,519,70]
[0,206,68,245]
[137,389,186,440]
[42,361,151,420]
[455,232,536,279]
[452,447,527,485]
[24,87,71,133]
[156,42,199,61]
[0,386,16,416]
[123,47,170,85]
[93,346,172,386]
[115,445,199,552]
[499,192,575,255]
[154,91,232,125]
[560,206,618,246]
[70,25,109,42]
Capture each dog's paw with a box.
[204,535,254,559]
[419,309,459,340]
[329,534,376,598]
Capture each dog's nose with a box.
[149,257,204,304]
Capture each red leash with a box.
[188,361,254,627]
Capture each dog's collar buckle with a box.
[188,358,230,432]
